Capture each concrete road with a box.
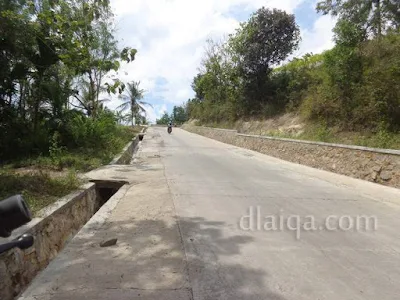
[19,127,400,300]
[159,127,400,300]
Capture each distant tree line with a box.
[156,105,188,125]
[185,1,400,132]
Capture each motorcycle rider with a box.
[167,121,172,133]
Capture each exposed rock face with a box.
[183,125,400,189]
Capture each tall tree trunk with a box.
[88,73,96,118]
[18,81,24,118]
[131,105,134,126]
[376,0,382,37]
[33,72,44,134]
[95,69,103,104]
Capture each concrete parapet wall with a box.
[0,183,99,300]
[183,125,400,188]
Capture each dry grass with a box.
[0,168,81,215]
[194,114,400,150]
[0,125,143,216]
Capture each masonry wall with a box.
[0,129,145,300]
[0,184,99,300]
[183,125,400,189]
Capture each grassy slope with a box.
[193,114,400,150]
[0,126,142,215]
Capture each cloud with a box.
[145,103,168,123]
[108,0,336,121]
[294,14,337,57]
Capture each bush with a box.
[0,169,81,215]
[357,33,400,130]
[187,31,400,143]
[293,33,400,132]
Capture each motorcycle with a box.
[0,195,34,254]
[167,125,172,134]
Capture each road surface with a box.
[20,127,400,300]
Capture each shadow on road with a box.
[37,216,286,300]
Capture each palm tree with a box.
[117,81,152,126]
[71,79,109,118]
[115,109,129,125]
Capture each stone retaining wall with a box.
[0,183,99,300]
[183,125,400,189]
[0,128,145,300]
[110,136,140,164]
[109,127,146,165]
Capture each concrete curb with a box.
[109,126,148,165]
[237,133,400,156]
[196,126,399,155]
[201,126,237,133]
[182,125,400,188]
[16,184,130,300]
[1,127,148,300]
[109,136,139,165]
[0,183,99,300]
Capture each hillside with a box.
[182,4,400,150]
[189,112,400,150]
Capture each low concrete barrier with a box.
[183,125,400,188]
[109,127,147,165]
[109,136,140,165]
[0,128,146,299]
[0,183,99,300]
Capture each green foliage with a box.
[187,7,300,123]
[49,131,67,168]
[172,105,188,124]
[0,169,80,215]
[155,104,189,125]
[316,0,400,37]
[0,0,140,164]
[156,112,172,125]
[299,32,400,131]
[353,127,400,149]
[240,8,300,69]
[272,52,325,111]
[357,33,400,130]
[117,81,151,126]
[186,3,400,140]
[231,7,301,114]
[65,110,117,149]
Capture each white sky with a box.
[107,0,336,122]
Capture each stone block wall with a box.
[183,125,400,188]
[0,127,145,300]
[110,127,147,165]
[0,184,99,300]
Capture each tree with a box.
[117,81,152,126]
[136,114,148,125]
[61,0,136,118]
[115,109,130,125]
[187,7,300,122]
[156,111,171,125]
[172,105,187,124]
[71,79,109,117]
[316,0,400,38]
[191,73,206,101]
[0,0,140,160]
[232,7,301,113]
[236,8,301,75]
